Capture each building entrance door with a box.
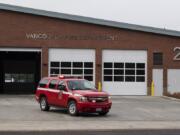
[153,69,163,96]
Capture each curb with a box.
[1,121,180,131]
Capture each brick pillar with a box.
[95,48,102,88]
[147,49,153,96]
[163,67,168,95]
[42,47,49,77]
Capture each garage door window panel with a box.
[61,62,71,67]
[50,61,94,81]
[83,62,93,81]
[84,76,93,81]
[114,69,124,75]
[103,62,145,82]
[84,62,93,68]
[124,63,135,82]
[104,69,113,75]
[114,63,124,68]
[104,63,113,68]
[136,63,145,82]
[51,62,60,67]
[114,76,124,81]
[61,69,71,75]
[125,70,135,75]
[103,62,124,82]
[104,76,112,81]
[50,68,59,74]
[136,76,145,82]
[5,73,34,83]
[136,70,145,75]
[125,63,135,68]
[73,62,83,68]
[73,69,83,75]
[103,62,113,81]
[50,61,60,76]
[125,76,135,82]
[136,63,145,69]
[84,69,93,74]
[114,63,124,82]
[60,62,71,75]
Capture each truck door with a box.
[57,81,69,107]
[48,79,59,105]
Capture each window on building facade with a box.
[153,52,163,65]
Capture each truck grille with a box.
[88,96,108,103]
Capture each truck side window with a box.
[39,79,49,88]
[49,79,58,89]
[58,81,66,91]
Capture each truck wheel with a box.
[40,96,50,111]
[68,100,78,116]
[99,111,109,116]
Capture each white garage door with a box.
[49,49,95,84]
[102,50,147,95]
[168,69,180,94]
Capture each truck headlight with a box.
[108,96,111,100]
[80,96,88,102]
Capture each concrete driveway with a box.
[0,95,180,131]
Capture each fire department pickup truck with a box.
[35,75,112,116]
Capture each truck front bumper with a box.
[77,101,112,113]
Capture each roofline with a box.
[1,3,180,37]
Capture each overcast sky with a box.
[0,0,180,31]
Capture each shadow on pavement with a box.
[49,108,112,117]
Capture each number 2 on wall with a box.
[173,47,180,61]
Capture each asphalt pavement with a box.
[0,95,180,131]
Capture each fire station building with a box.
[0,3,180,95]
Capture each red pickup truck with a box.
[35,75,112,116]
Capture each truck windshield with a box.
[67,80,96,91]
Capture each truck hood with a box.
[72,90,108,97]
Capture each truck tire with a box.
[68,100,78,116]
[40,96,50,111]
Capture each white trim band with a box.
[0,48,42,52]
[37,88,72,95]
